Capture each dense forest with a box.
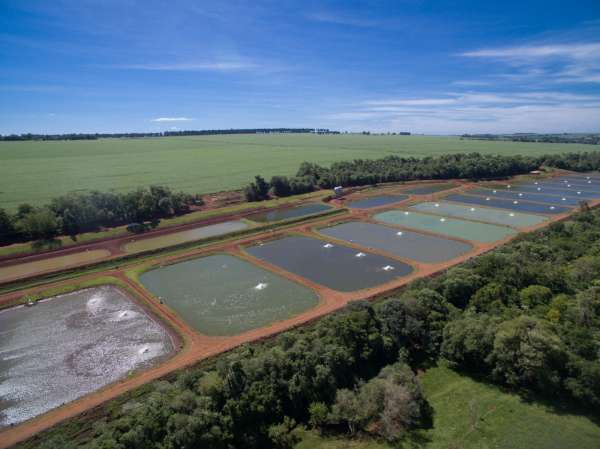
[28,203,600,449]
[0,129,335,141]
[461,133,600,145]
[245,151,600,201]
[0,186,198,244]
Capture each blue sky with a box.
[1,0,600,134]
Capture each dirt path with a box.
[0,174,594,449]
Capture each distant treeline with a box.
[245,151,600,201]
[462,133,600,145]
[35,205,600,449]
[0,186,200,244]
[0,128,339,142]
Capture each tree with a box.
[441,315,498,372]
[308,402,329,429]
[245,176,270,201]
[329,389,362,434]
[488,316,568,391]
[0,208,16,242]
[441,268,484,308]
[267,417,299,449]
[519,285,553,309]
[18,209,60,240]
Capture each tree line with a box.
[245,151,600,202]
[462,133,600,145]
[33,204,600,449]
[0,186,199,244]
[0,129,335,142]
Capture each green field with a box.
[0,134,593,210]
[295,365,600,449]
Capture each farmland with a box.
[0,133,595,210]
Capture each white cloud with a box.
[326,91,600,134]
[461,43,600,60]
[151,117,194,122]
[460,41,600,84]
[306,11,380,27]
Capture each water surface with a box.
[347,195,408,209]
[374,210,515,243]
[123,220,248,253]
[246,203,332,223]
[318,221,472,263]
[444,194,570,214]
[410,201,547,228]
[0,286,172,428]
[246,235,412,292]
[140,254,318,336]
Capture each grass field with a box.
[295,365,600,449]
[0,134,594,210]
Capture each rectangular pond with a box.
[467,188,582,206]
[246,203,332,223]
[373,210,515,243]
[0,286,173,428]
[401,183,458,195]
[318,221,472,264]
[246,235,412,292]
[522,180,600,193]
[139,254,319,336]
[123,220,249,253]
[410,201,548,228]
[0,249,110,284]
[444,194,571,214]
[347,194,408,209]
[498,184,600,199]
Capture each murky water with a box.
[0,286,172,428]
[373,210,515,243]
[318,221,472,263]
[444,194,571,214]
[347,195,408,209]
[246,235,412,292]
[401,183,457,195]
[139,254,318,336]
[410,201,547,228]
[502,184,600,199]
[468,188,582,206]
[123,220,248,253]
[246,203,332,223]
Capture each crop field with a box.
[0,133,593,210]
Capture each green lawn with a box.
[295,365,600,449]
[0,133,592,210]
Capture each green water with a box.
[373,210,516,243]
[410,202,547,228]
[139,254,319,336]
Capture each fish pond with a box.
[373,210,515,243]
[467,188,582,206]
[501,184,600,199]
[0,286,172,428]
[346,194,408,209]
[0,249,110,284]
[400,183,458,195]
[123,220,249,253]
[318,221,472,264]
[246,235,412,292]
[444,194,571,214]
[246,203,332,223]
[139,254,319,336]
[410,201,547,228]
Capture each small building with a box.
[333,186,344,197]
[530,170,542,175]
